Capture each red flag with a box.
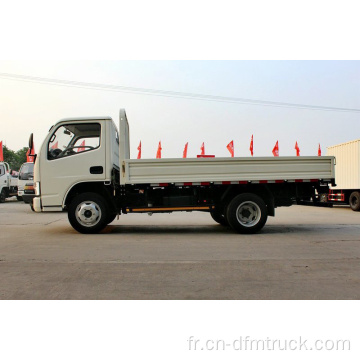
[27,141,35,162]
[137,141,142,159]
[77,140,85,152]
[51,141,58,149]
[200,142,205,155]
[272,140,279,157]
[295,141,300,156]
[26,149,31,162]
[183,142,188,158]
[318,144,321,156]
[249,135,254,156]
[226,140,234,157]
[0,141,3,162]
[156,141,162,159]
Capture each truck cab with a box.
[33,117,119,213]
[0,162,8,202]
[0,162,19,202]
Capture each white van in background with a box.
[17,162,34,201]
[0,162,19,202]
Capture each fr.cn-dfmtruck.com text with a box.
[187,336,351,352]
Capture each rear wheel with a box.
[226,193,268,234]
[210,209,228,226]
[68,192,109,234]
[349,191,360,211]
[17,196,23,201]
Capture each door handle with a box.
[90,166,103,174]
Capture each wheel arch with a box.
[218,184,275,216]
[63,182,116,212]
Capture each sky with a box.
[0,60,359,159]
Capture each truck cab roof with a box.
[55,116,113,125]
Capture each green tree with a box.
[2,145,30,171]
[16,147,28,169]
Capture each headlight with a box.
[35,182,41,196]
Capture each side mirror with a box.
[29,133,34,151]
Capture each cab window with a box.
[48,123,101,160]
[0,164,5,176]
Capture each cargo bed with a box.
[121,156,335,185]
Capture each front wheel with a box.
[107,212,117,224]
[68,192,109,234]
[226,193,268,234]
[0,189,6,203]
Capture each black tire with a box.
[349,191,360,211]
[107,212,117,224]
[210,209,229,226]
[226,193,268,234]
[0,189,6,203]
[68,192,109,234]
[17,196,23,202]
[319,193,328,203]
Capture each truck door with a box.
[40,121,106,209]
[0,163,7,189]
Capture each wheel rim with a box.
[236,201,261,227]
[75,201,102,227]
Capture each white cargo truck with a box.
[31,109,335,234]
[0,162,19,202]
[320,139,360,211]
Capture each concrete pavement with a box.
[0,200,359,299]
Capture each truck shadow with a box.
[105,224,234,235]
[102,224,313,235]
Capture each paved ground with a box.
[0,199,359,299]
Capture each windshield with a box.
[19,163,34,180]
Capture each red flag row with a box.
[272,141,321,157]
[136,138,322,159]
[0,137,323,164]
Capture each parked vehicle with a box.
[31,109,335,234]
[22,182,35,206]
[318,139,360,211]
[0,162,19,202]
[17,162,34,201]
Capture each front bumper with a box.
[23,194,35,204]
[32,197,42,212]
